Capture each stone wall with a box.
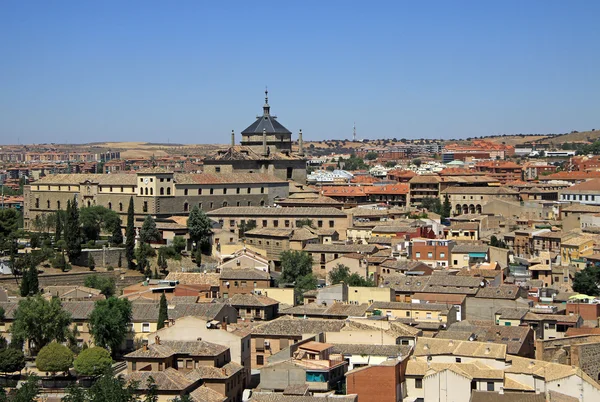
[571,341,600,383]
[0,270,143,295]
[69,248,127,268]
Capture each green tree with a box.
[157,293,168,330]
[442,194,452,219]
[125,197,136,270]
[0,347,26,374]
[88,253,96,271]
[364,151,378,160]
[194,247,202,267]
[187,205,212,249]
[73,347,113,376]
[88,297,132,356]
[238,219,257,238]
[171,396,192,402]
[421,197,442,214]
[412,158,422,167]
[295,219,314,229]
[5,375,40,402]
[144,377,158,402]
[29,233,41,249]
[61,383,87,402]
[55,210,64,241]
[489,235,507,249]
[11,295,72,355]
[171,236,186,253]
[83,367,140,402]
[65,198,82,261]
[84,274,116,297]
[280,250,317,300]
[36,342,74,375]
[135,242,155,274]
[573,265,600,296]
[139,215,160,244]
[328,264,351,285]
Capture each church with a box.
[203,90,307,183]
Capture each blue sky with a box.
[1,1,599,144]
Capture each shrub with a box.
[0,347,26,374]
[36,342,74,375]
[73,347,112,376]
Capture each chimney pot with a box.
[155,336,160,345]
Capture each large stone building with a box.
[23,169,289,230]
[203,90,307,183]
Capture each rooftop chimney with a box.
[262,128,268,157]
[298,129,304,157]
[142,343,148,351]
[155,336,160,345]
[231,130,235,147]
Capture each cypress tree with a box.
[65,196,81,261]
[28,257,39,295]
[19,258,30,297]
[125,197,135,270]
[55,211,63,241]
[157,293,168,330]
[88,253,96,271]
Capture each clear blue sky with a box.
[1,1,599,145]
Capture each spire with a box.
[263,87,270,116]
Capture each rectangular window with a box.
[415,379,423,389]
[318,220,323,228]
[142,323,150,333]
[329,220,334,228]
[285,220,290,227]
[416,252,421,258]
[273,220,279,227]
[262,220,267,227]
[440,252,445,258]
[487,382,494,391]
[256,355,264,365]
[427,252,433,258]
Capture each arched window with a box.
[150,188,153,195]
[119,202,123,212]
[223,201,227,207]
[47,200,51,209]
[145,188,148,195]
[160,187,164,195]
[108,202,112,210]
[140,187,144,195]
[167,187,171,195]
[87,201,91,207]
[184,189,188,196]
[184,202,189,212]
[260,200,265,206]
[198,188,202,195]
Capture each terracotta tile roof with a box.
[363,184,409,195]
[249,393,358,402]
[225,293,279,307]
[185,361,243,380]
[174,172,287,184]
[413,337,506,359]
[125,368,194,391]
[220,268,270,281]
[125,340,227,359]
[165,272,221,286]
[189,386,227,402]
[331,343,411,357]
[475,285,523,300]
[321,186,366,197]
[207,206,347,217]
[251,317,346,336]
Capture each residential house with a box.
[218,248,270,272]
[259,341,348,393]
[561,236,594,267]
[303,243,378,277]
[220,268,271,298]
[466,286,530,321]
[441,186,519,216]
[323,254,372,285]
[147,316,251,382]
[444,222,480,241]
[366,301,458,326]
[348,286,394,304]
[226,293,279,321]
[450,244,489,268]
[279,303,369,320]
[410,238,454,268]
[250,317,347,369]
[560,179,600,205]
[411,293,467,321]
[408,175,442,206]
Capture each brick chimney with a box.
[155,336,161,345]
[142,343,148,351]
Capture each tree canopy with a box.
[573,265,600,296]
[36,342,74,375]
[84,274,116,297]
[65,198,82,261]
[279,250,318,301]
[187,205,212,247]
[0,347,26,374]
[80,206,122,243]
[73,347,113,376]
[88,297,133,356]
[139,215,160,244]
[328,263,375,287]
[125,197,136,270]
[11,295,72,355]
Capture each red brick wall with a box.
[566,303,600,321]
[346,363,403,402]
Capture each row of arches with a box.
[455,204,482,215]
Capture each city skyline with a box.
[1,1,599,144]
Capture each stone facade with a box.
[23,170,289,230]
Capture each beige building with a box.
[207,206,349,241]
[24,169,289,230]
[441,186,519,215]
[303,243,378,277]
[347,286,394,304]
